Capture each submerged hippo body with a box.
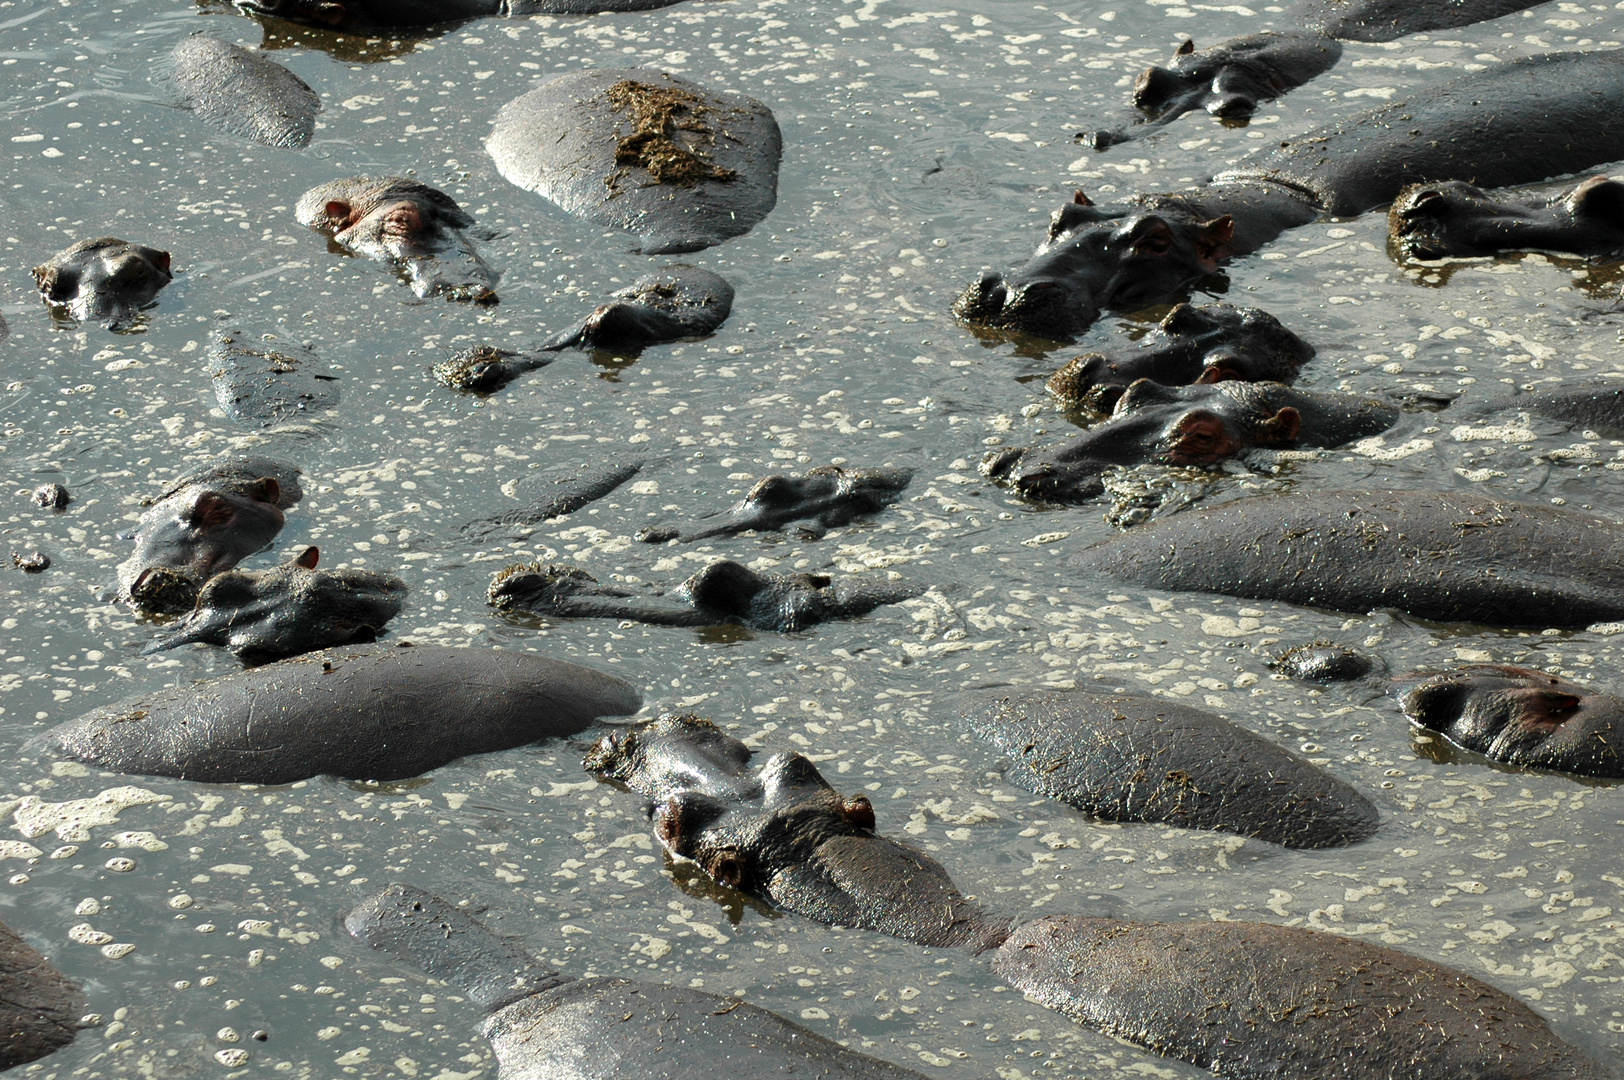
[347,883,932,1080]
[115,457,303,614]
[235,0,689,30]
[36,644,641,784]
[962,51,1624,338]
[208,329,340,427]
[460,460,643,540]
[488,69,781,254]
[490,560,920,632]
[297,177,498,302]
[1390,175,1624,260]
[539,266,734,352]
[33,238,172,331]
[0,920,84,1070]
[586,714,1008,949]
[994,914,1611,1080]
[431,345,552,393]
[1045,302,1315,413]
[171,35,319,149]
[142,547,407,664]
[966,692,1378,847]
[1075,489,1624,628]
[1463,382,1624,434]
[639,465,913,542]
[986,380,1396,503]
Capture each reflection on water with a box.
[1,0,1622,1076]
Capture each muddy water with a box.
[0,0,1621,1076]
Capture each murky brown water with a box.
[1,0,1621,1076]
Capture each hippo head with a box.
[33,238,173,331]
[583,712,758,804]
[121,477,287,612]
[985,379,1301,502]
[1389,176,1624,261]
[1045,302,1315,411]
[142,546,407,664]
[954,191,1234,339]
[1397,665,1624,778]
[1134,37,1291,122]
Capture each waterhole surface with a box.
[1,0,1621,1077]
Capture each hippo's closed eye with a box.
[381,204,427,240]
[1509,688,1582,728]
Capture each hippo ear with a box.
[1165,409,1240,465]
[1253,406,1301,445]
[249,477,281,507]
[1133,65,1182,110]
[151,250,172,274]
[1512,688,1582,729]
[1158,302,1211,338]
[32,265,74,302]
[189,493,236,530]
[1175,38,1195,56]
[323,199,356,230]
[1072,188,1093,207]
[746,474,801,506]
[1194,216,1234,268]
[1568,176,1624,227]
[292,546,320,570]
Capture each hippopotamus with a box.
[207,329,340,427]
[115,457,303,615]
[1389,175,1624,260]
[1458,382,1624,434]
[1277,645,1624,778]
[964,691,1378,847]
[959,50,1624,339]
[489,560,921,633]
[170,35,319,149]
[1085,0,1547,147]
[296,177,498,303]
[537,267,734,352]
[983,380,1397,503]
[234,0,690,31]
[488,69,781,254]
[33,644,640,784]
[32,238,172,331]
[0,920,83,1070]
[638,465,913,543]
[346,883,933,1080]
[431,345,551,393]
[1045,302,1315,414]
[141,547,407,664]
[1074,489,1624,629]
[585,713,1008,949]
[460,459,643,541]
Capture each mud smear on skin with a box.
[605,80,739,190]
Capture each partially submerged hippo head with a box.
[1130,32,1342,124]
[296,177,498,302]
[33,238,173,331]
[639,464,913,542]
[142,546,407,664]
[954,191,1234,339]
[1045,302,1314,413]
[1397,665,1624,778]
[1389,176,1624,261]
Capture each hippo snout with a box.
[953,272,1095,339]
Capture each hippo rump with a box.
[538,266,735,352]
[34,644,641,784]
[961,50,1624,338]
[170,35,319,149]
[965,692,1378,847]
[207,329,340,427]
[0,920,84,1070]
[33,238,172,331]
[234,0,691,30]
[1073,489,1624,629]
[638,465,913,543]
[346,883,932,1080]
[459,459,644,540]
[1389,175,1624,260]
[488,69,781,254]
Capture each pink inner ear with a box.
[1073,188,1093,206]
[294,546,320,570]
[253,477,281,507]
[324,200,354,229]
[152,251,172,274]
[190,493,235,530]
[1176,38,1195,55]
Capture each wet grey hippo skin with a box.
[964,692,1378,848]
[32,238,172,331]
[994,914,1613,1080]
[1277,646,1624,778]
[141,546,407,665]
[538,266,734,352]
[345,883,933,1080]
[488,69,781,254]
[32,483,70,510]
[984,380,1397,504]
[0,919,84,1070]
[1086,0,1545,146]
[1074,489,1624,628]
[115,457,303,615]
[208,329,340,427]
[34,644,641,784]
[638,465,913,543]
[234,0,689,31]
[431,345,551,393]
[459,460,643,541]
[1462,382,1624,434]
[489,560,921,632]
[1045,301,1315,414]
[584,713,1010,950]
[296,177,498,303]
[959,50,1624,338]
[170,35,319,149]
[1390,175,1624,260]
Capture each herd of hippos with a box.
[6,0,1624,1076]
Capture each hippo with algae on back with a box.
[959,50,1624,339]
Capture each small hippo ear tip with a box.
[1176,37,1195,55]
[294,546,320,569]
